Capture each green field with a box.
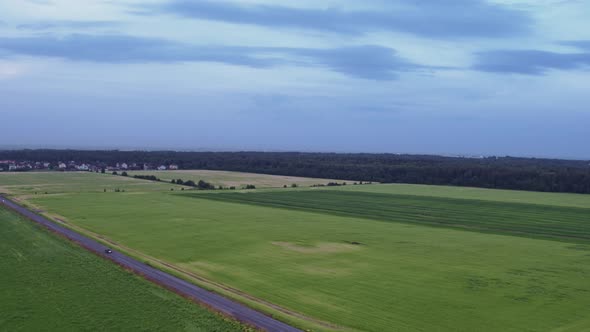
[30,189,590,332]
[0,207,244,332]
[331,183,590,208]
[0,172,184,195]
[128,170,350,188]
[196,190,590,242]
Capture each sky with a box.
[0,0,589,159]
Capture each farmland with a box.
[331,183,590,208]
[0,206,244,331]
[197,190,590,242]
[26,181,590,332]
[0,172,184,195]
[127,170,350,188]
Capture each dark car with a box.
[104,248,113,254]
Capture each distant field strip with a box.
[193,191,590,242]
[0,172,184,195]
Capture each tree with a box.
[184,180,196,187]
[291,183,298,188]
[198,180,215,190]
[171,179,176,184]
[112,171,118,175]
[101,168,106,174]
[176,179,184,185]
[121,171,128,176]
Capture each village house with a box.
[169,164,179,170]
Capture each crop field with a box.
[0,172,183,195]
[197,190,590,242]
[30,187,590,332]
[127,170,350,188]
[0,206,244,331]
[331,183,590,208]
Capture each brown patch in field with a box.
[301,265,353,277]
[272,241,362,254]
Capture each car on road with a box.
[105,248,113,254]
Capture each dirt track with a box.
[0,195,301,332]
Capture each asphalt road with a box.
[0,195,301,332]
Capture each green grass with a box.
[127,170,349,188]
[195,190,590,242]
[31,190,590,332]
[0,172,184,195]
[332,183,590,208]
[0,207,245,331]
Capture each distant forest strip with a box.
[1,150,589,194]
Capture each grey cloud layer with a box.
[0,34,418,80]
[474,49,590,74]
[149,0,531,38]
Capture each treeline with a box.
[2,149,590,194]
[131,174,217,190]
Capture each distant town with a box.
[0,160,179,173]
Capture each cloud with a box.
[472,49,590,74]
[0,34,421,80]
[286,46,416,80]
[561,40,590,51]
[144,0,532,38]
[16,20,121,31]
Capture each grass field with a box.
[196,190,590,242]
[128,170,350,188]
[0,206,244,332]
[0,172,184,195]
[30,189,590,332]
[331,183,590,208]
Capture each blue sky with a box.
[0,0,589,158]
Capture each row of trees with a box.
[171,178,216,190]
[2,149,589,194]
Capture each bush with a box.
[198,180,215,190]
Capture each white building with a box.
[121,163,128,169]
[157,165,167,170]
[169,164,179,170]
[58,163,67,169]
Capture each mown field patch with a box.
[128,169,350,188]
